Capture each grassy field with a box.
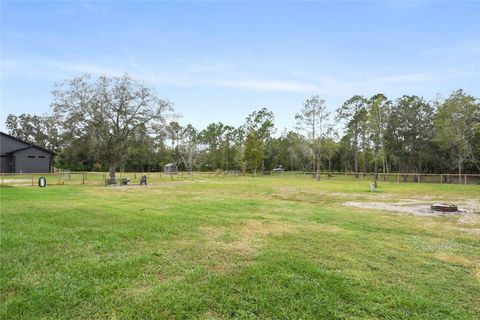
[1,176,479,319]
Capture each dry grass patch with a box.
[435,253,480,281]
[454,227,480,235]
[436,253,472,267]
[200,220,297,255]
[196,220,344,273]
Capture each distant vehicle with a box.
[272,165,284,172]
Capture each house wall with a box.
[1,134,30,173]
[0,156,11,173]
[0,133,30,155]
[13,148,52,173]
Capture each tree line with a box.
[5,74,480,181]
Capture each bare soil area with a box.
[343,198,480,223]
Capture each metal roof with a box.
[1,131,55,155]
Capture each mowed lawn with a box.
[1,177,479,319]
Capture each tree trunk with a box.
[374,157,378,181]
[316,157,320,181]
[253,168,257,178]
[383,156,387,181]
[328,158,332,177]
[354,126,359,178]
[362,152,366,174]
[226,151,229,171]
[108,159,116,184]
[458,160,462,185]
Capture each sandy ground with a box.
[343,198,480,224]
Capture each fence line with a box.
[1,171,479,186]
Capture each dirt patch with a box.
[343,201,439,216]
[458,199,480,224]
[343,198,479,219]
[1,179,33,186]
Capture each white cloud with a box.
[1,55,478,96]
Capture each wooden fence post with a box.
[32,174,34,186]
[82,173,85,184]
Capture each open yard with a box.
[1,176,479,319]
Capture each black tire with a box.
[38,177,47,187]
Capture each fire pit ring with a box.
[431,203,458,213]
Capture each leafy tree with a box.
[386,95,434,173]
[5,113,61,152]
[245,107,276,142]
[368,94,391,181]
[219,125,237,171]
[321,137,339,176]
[336,95,368,177]
[166,121,182,150]
[125,124,158,171]
[337,133,354,172]
[199,122,225,170]
[434,90,480,178]
[245,107,275,171]
[52,74,173,183]
[295,95,331,180]
[178,124,200,172]
[244,131,265,177]
[285,131,305,171]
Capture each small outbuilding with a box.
[164,163,178,174]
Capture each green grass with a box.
[1,177,479,319]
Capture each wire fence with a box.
[1,171,480,186]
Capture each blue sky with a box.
[1,1,479,132]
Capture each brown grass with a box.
[196,220,344,273]
[436,253,472,267]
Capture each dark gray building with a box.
[0,132,54,173]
